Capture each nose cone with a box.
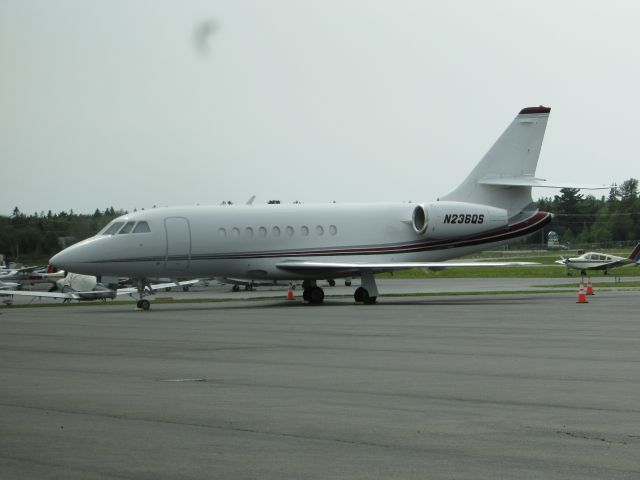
[49,238,100,275]
[49,247,77,272]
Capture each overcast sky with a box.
[1,0,639,215]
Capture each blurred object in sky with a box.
[193,19,219,56]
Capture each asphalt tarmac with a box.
[1,288,639,479]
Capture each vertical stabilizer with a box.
[628,243,640,262]
[441,106,550,216]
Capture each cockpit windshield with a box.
[100,220,151,235]
[132,221,151,233]
[118,221,136,234]
[102,222,124,235]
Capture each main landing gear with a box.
[302,272,379,305]
[302,280,325,304]
[353,271,378,304]
[354,286,376,304]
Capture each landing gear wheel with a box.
[245,284,253,291]
[345,280,352,286]
[327,279,336,287]
[309,286,324,304]
[232,285,240,292]
[302,288,311,302]
[182,285,190,291]
[137,299,151,310]
[354,287,376,304]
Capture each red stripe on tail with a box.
[628,243,640,261]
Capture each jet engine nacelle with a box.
[411,201,508,238]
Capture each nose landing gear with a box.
[136,279,152,311]
[136,299,151,310]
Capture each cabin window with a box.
[245,227,254,237]
[258,226,267,237]
[301,226,309,236]
[231,227,240,238]
[118,221,136,234]
[272,226,281,237]
[285,226,294,236]
[316,225,324,236]
[218,228,227,238]
[102,222,124,235]
[132,221,151,233]
[329,225,337,235]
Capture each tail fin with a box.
[628,243,640,262]
[441,106,550,216]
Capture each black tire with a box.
[327,279,336,287]
[302,288,311,302]
[245,284,253,291]
[137,299,151,310]
[232,285,240,292]
[182,285,190,291]
[345,281,351,287]
[354,287,369,303]
[309,286,324,304]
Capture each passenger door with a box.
[164,217,191,272]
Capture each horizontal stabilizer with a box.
[478,176,611,190]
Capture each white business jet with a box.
[556,244,640,276]
[50,106,601,310]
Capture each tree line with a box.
[1,179,638,262]
[0,207,127,262]
[537,178,640,247]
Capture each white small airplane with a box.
[556,244,640,276]
[0,265,65,289]
[0,272,200,304]
[49,106,606,309]
[0,280,21,291]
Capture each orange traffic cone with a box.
[287,282,295,300]
[576,280,588,303]
[586,277,595,296]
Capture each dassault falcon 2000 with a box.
[50,106,601,310]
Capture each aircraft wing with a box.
[0,290,81,300]
[116,279,203,296]
[276,260,538,276]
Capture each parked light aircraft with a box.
[556,244,640,276]
[0,272,200,304]
[0,265,64,289]
[50,106,604,310]
[0,280,20,291]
